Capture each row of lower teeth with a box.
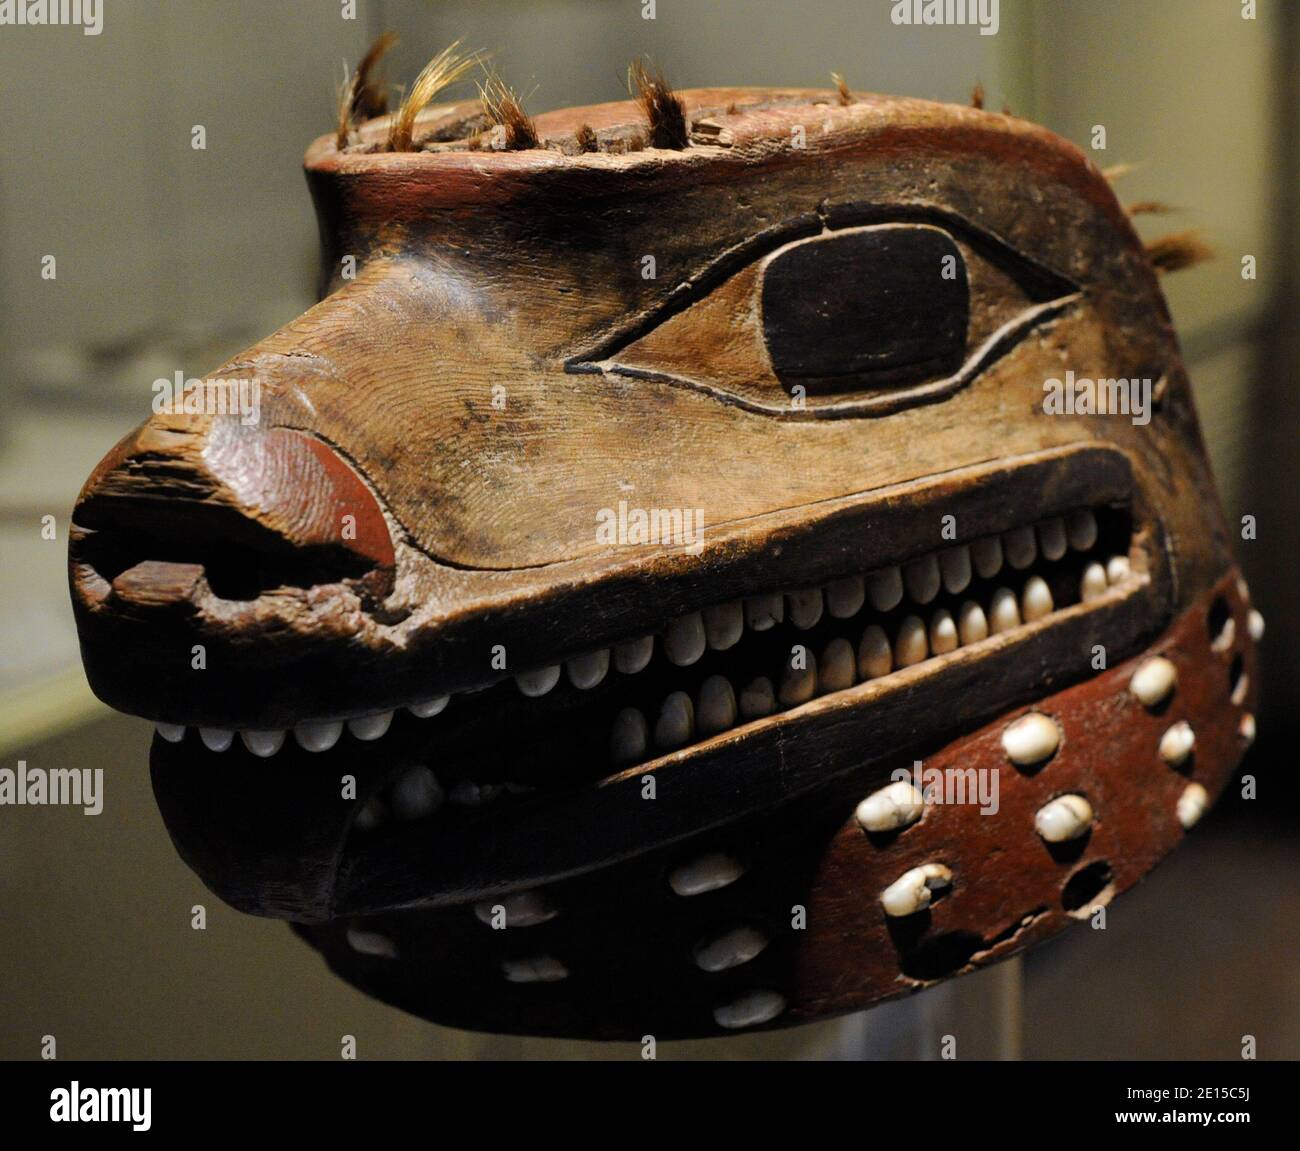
[351,768,534,831]
[156,510,1108,757]
[608,553,1132,766]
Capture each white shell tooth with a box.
[241,729,286,758]
[502,781,536,796]
[1239,713,1256,746]
[156,723,186,743]
[501,956,568,983]
[352,796,386,831]
[1002,712,1061,765]
[971,536,1003,579]
[199,727,234,753]
[664,612,707,666]
[745,593,784,631]
[1034,794,1094,842]
[390,765,443,820]
[928,608,958,655]
[346,928,397,958]
[1232,671,1250,706]
[1177,782,1209,829]
[713,990,786,1030]
[866,566,904,612]
[786,587,824,630]
[957,600,988,645]
[669,851,745,896]
[474,890,557,928]
[613,635,654,673]
[1021,574,1054,622]
[855,780,925,833]
[694,925,770,973]
[294,719,343,753]
[696,675,737,736]
[1158,720,1195,766]
[654,690,695,749]
[989,587,1021,634]
[516,665,561,697]
[1003,526,1037,570]
[1130,656,1177,709]
[1080,562,1108,602]
[1211,616,1236,653]
[894,615,928,667]
[881,863,952,917]
[565,648,610,690]
[408,695,449,718]
[1037,517,1068,561]
[778,649,818,706]
[737,677,776,719]
[939,546,972,594]
[825,574,865,619]
[1066,508,1098,551]
[1105,554,1131,585]
[702,601,743,650]
[857,624,893,679]
[817,637,856,693]
[610,707,649,764]
[903,554,941,604]
[1248,609,1265,642]
[448,780,502,806]
[348,711,393,741]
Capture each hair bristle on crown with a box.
[629,58,688,150]
[1126,200,1175,218]
[336,31,399,148]
[386,41,478,152]
[1146,231,1214,275]
[478,72,540,151]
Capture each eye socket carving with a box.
[763,225,968,391]
[578,218,1080,417]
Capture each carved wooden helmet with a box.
[69,47,1259,1039]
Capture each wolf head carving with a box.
[69,61,1259,1039]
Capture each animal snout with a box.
[70,413,395,609]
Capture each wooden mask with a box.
[69,65,1260,1039]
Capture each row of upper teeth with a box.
[516,510,1104,697]
[154,510,1106,757]
[608,553,1133,766]
[154,694,450,757]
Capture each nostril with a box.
[71,421,395,604]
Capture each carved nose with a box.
[71,414,394,608]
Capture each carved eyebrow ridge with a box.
[595,294,1081,421]
[565,201,1079,373]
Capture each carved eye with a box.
[575,217,1080,416]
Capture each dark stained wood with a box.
[761,224,968,387]
[70,84,1253,1038]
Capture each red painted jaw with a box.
[290,570,1257,1039]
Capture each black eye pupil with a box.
[760,225,969,391]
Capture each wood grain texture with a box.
[69,84,1254,1038]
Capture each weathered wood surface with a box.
[69,84,1254,1037]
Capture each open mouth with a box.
[151,502,1141,814]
